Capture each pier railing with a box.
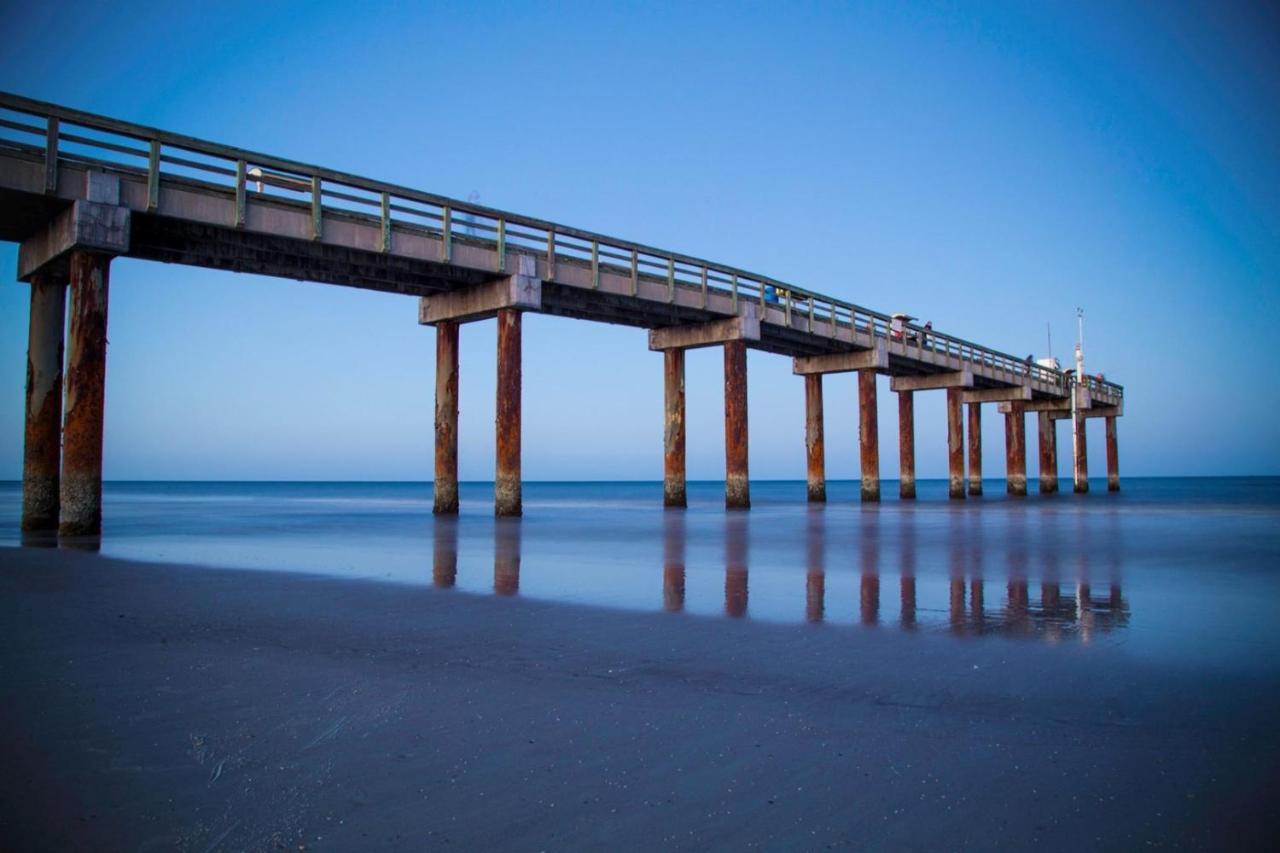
[0,91,1122,401]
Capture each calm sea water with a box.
[2,478,1278,670]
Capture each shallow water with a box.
[3,477,1279,670]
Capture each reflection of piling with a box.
[805,509,825,622]
[493,518,521,595]
[970,578,984,629]
[899,511,916,630]
[724,513,748,617]
[949,578,966,633]
[662,512,686,611]
[432,517,458,587]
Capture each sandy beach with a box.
[1,545,1276,851]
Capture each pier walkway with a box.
[0,92,1123,532]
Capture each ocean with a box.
[2,477,1278,671]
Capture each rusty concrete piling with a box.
[433,320,459,515]
[663,348,687,508]
[723,340,750,509]
[1105,416,1120,492]
[898,391,916,499]
[804,374,825,503]
[967,403,983,496]
[1073,408,1088,494]
[59,251,110,538]
[1038,412,1058,494]
[21,272,66,533]
[858,371,880,502]
[946,388,965,500]
[495,309,522,516]
[1005,404,1027,495]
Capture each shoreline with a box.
[2,547,1277,850]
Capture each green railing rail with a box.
[0,91,1122,401]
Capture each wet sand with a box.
[1,546,1276,851]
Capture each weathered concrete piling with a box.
[723,339,750,510]
[804,374,825,503]
[946,388,965,500]
[897,390,915,500]
[433,320,459,515]
[967,403,982,496]
[1106,416,1120,492]
[494,309,522,517]
[858,371,879,502]
[1005,405,1027,496]
[60,251,111,538]
[663,349,686,508]
[21,272,66,533]
[1038,412,1058,494]
[1073,407,1089,494]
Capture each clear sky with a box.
[0,0,1277,480]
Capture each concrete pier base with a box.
[433,320,459,515]
[858,371,879,503]
[1005,405,1027,496]
[1038,412,1058,494]
[1106,416,1120,492]
[1073,409,1088,494]
[967,403,982,496]
[723,340,750,510]
[898,391,915,500]
[59,251,110,538]
[946,388,965,500]
[21,272,67,533]
[663,349,687,507]
[495,309,522,517]
[804,374,825,503]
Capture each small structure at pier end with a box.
[0,93,1124,531]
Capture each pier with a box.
[0,93,1124,532]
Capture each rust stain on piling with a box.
[1105,415,1120,492]
[1038,412,1058,494]
[495,309,522,516]
[946,388,965,500]
[60,251,110,538]
[858,371,880,502]
[663,348,686,507]
[433,320,459,515]
[1005,404,1027,495]
[804,374,825,503]
[723,340,750,509]
[967,403,982,496]
[22,273,66,532]
[898,390,916,500]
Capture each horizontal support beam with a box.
[1047,404,1123,420]
[792,340,887,375]
[889,369,973,392]
[419,255,539,324]
[19,184,130,281]
[999,387,1091,414]
[957,385,1032,404]
[648,307,760,351]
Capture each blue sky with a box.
[0,0,1276,480]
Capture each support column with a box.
[967,403,982,496]
[663,348,686,507]
[433,320,459,515]
[1106,416,1120,492]
[1038,412,1058,494]
[858,371,879,502]
[723,339,750,509]
[60,251,110,538]
[1073,408,1088,494]
[946,388,965,499]
[22,272,67,533]
[804,374,825,502]
[898,391,915,500]
[495,309,522,517]
[1005,404,1027,496]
